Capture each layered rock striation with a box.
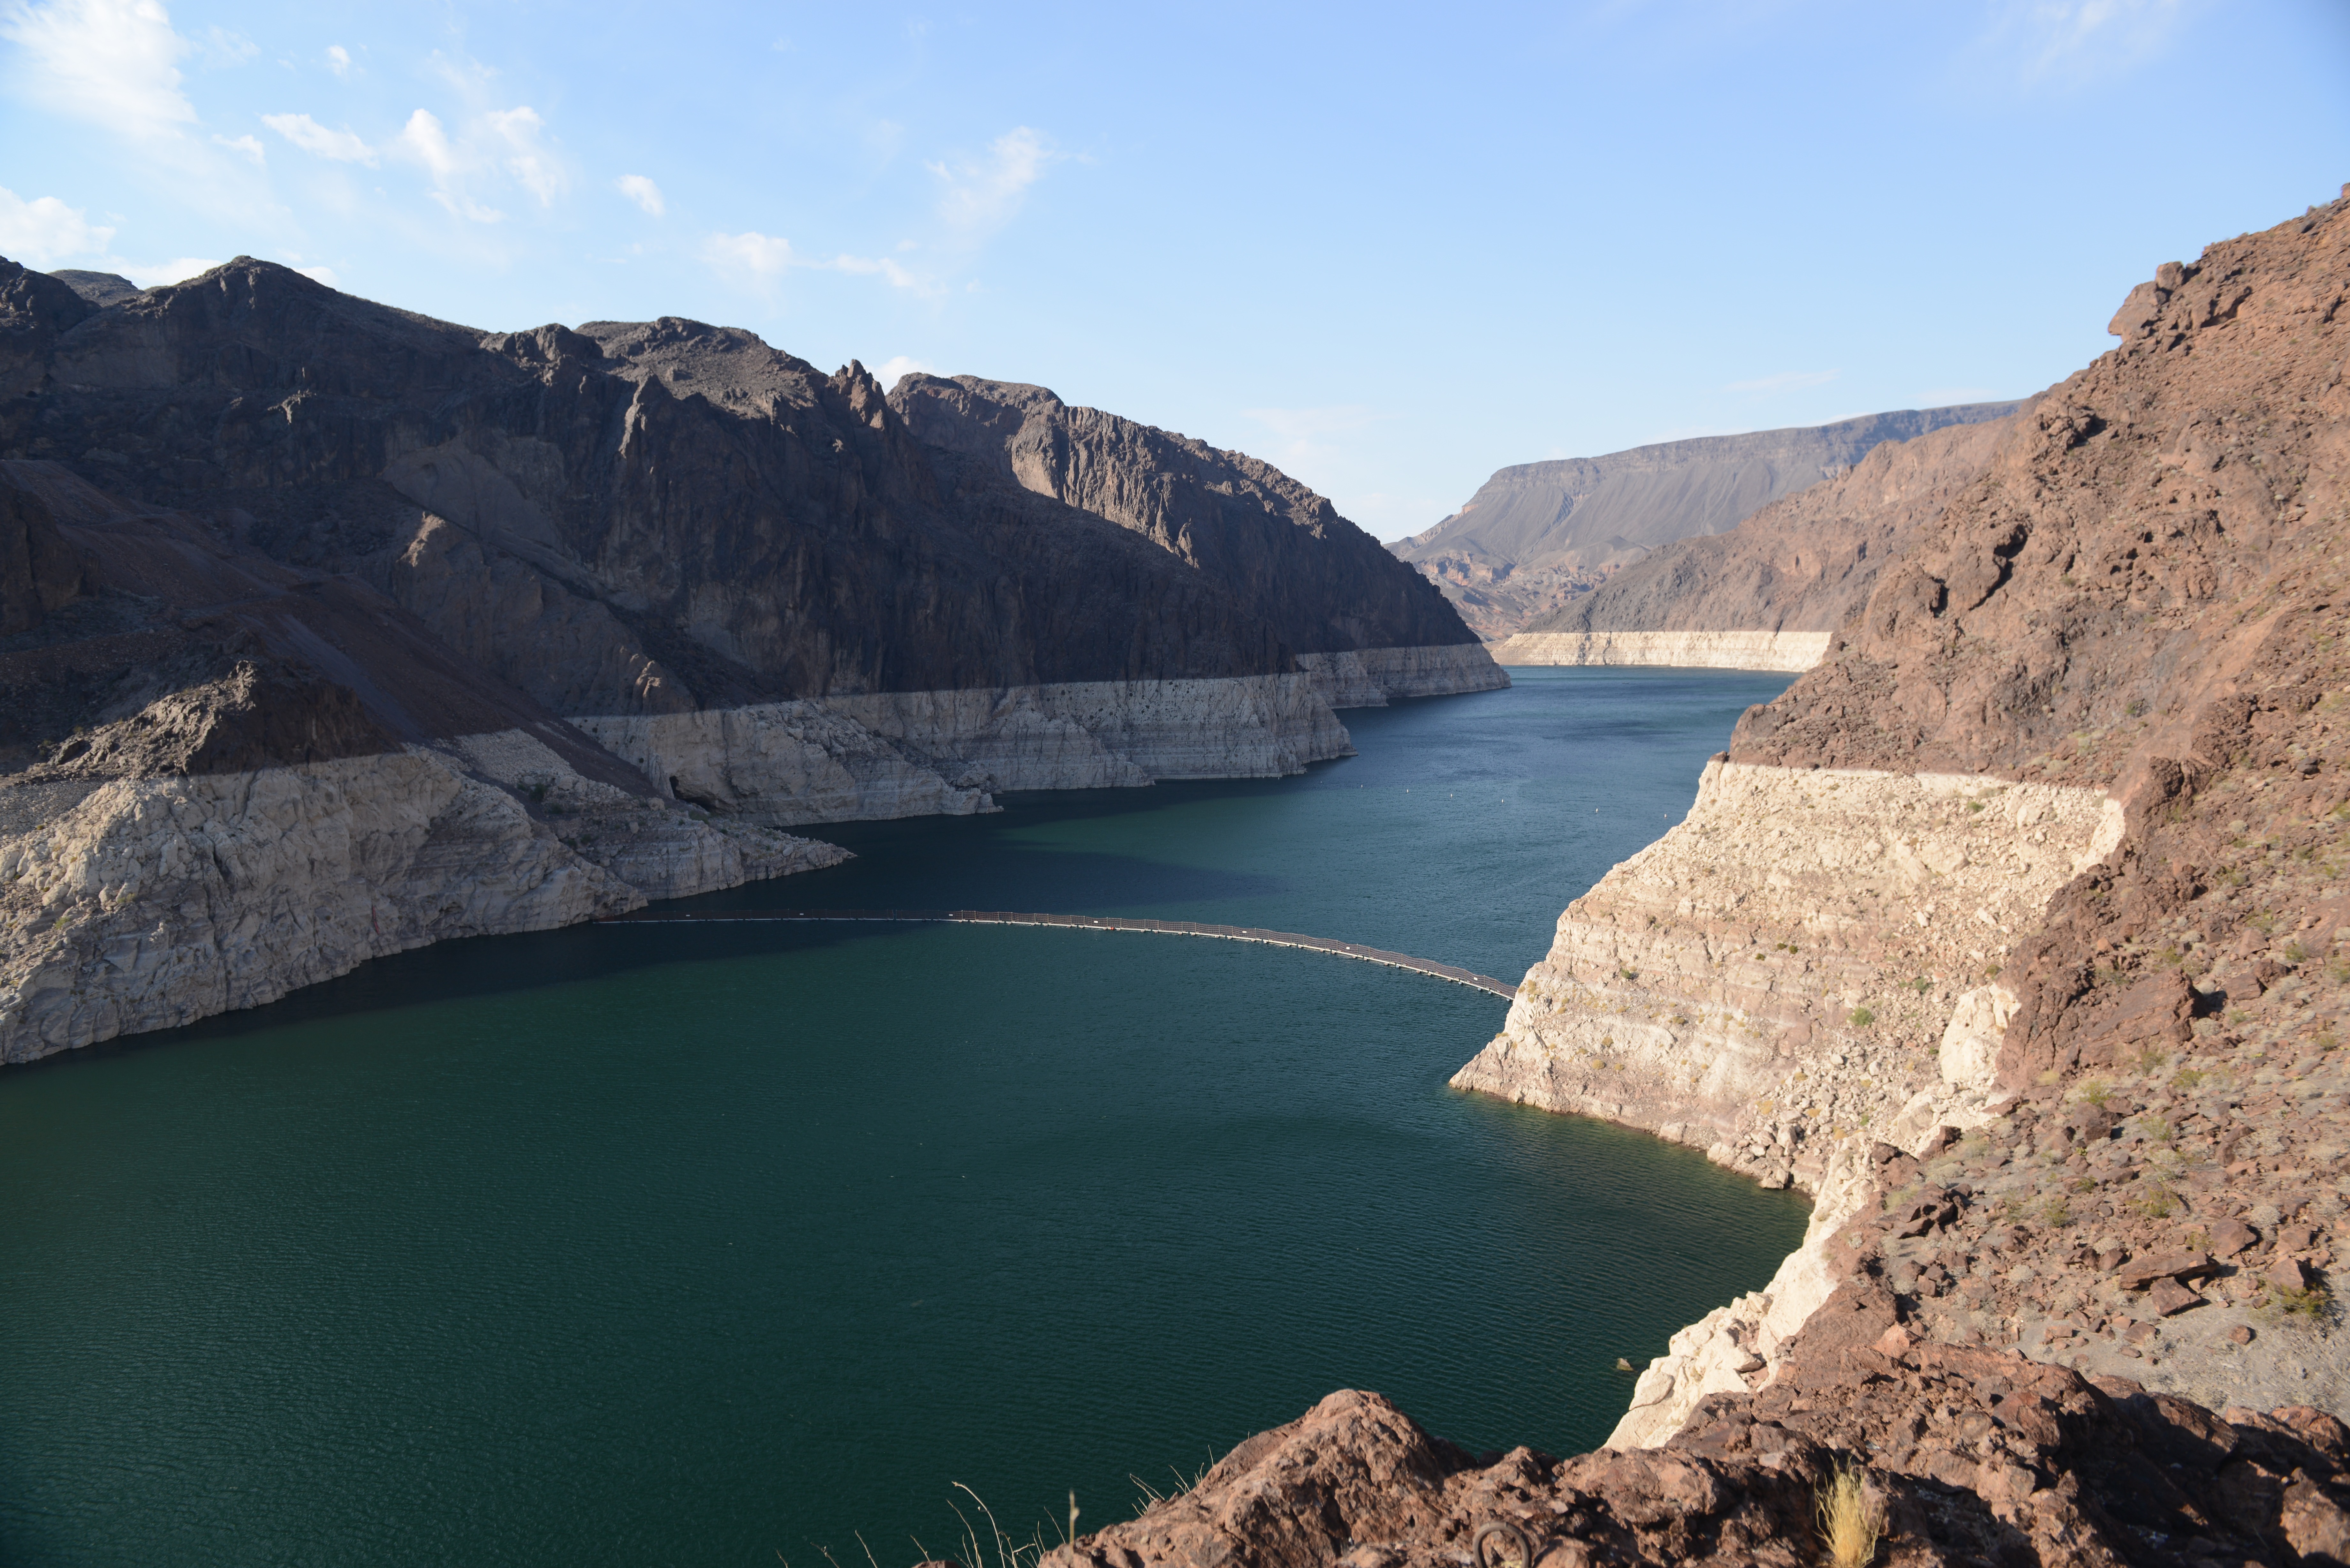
[0,459,848,1059]
[1488,630,1832,672]
[1464,190,2350,1455]
[1039,189,2350,1567]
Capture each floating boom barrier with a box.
[596,908,1517,999]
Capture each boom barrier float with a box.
[596,908,1517,1000]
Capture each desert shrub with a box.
[1815,1460,1884,1568]
[2267,1284,2337,1323]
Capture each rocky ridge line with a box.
[0,255,1504,1061]
[1493,415,2019,668]
[1027,187,2350,1567]
[1396,403,2022,641]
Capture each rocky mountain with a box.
[1494,413,2019,671]
[1046,189,2350,1565]
[0,256,1500,1061]
[1395,402,2022,640]
[891,375,1490,699]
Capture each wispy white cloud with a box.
[375,104,564,221]
[1724,368,1840,394]
[262,110,375,163]
[823,250,938,295]
[928,126,1058,243]
[875,355,936,389]
[1243,404,1383,444]
[212,131,263,163]
[616,173,664,216]
[324,42,348,75]
[1975,0,2191,84]
[390,108,497,221]
[0,0,197,143]
[702,229,793,279]
[393,109,479,215]
[195,22,253,66]
[701,229,948,298]
[427,48,497,96]
[696,124,1060,302]
[1,0,277,220]
[0,185,115,265]
[486,106,563,205]
[296,263,337,287]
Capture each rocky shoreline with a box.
[0,252,1506,1063]
[1024,188,2350,1567]
[1487,630,1830,671]
[0,646,1507,1062]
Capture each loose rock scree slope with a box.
[1041,191,2350,1567]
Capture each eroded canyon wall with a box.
[1394,402,2022,640]
[1492,414,2020,668]
[1030,186,2350,1568]
[1455,189,2350,1466]
[0,256,1503,1061]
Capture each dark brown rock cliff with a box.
[3,260,1490,742]
[0,460,634,783]
[2,264,1322,716]
[888,374,1479,654]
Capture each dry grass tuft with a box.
[1815,1459,1884,1568]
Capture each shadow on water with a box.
[0,667,1810,1566]
[82,667,1793,1059]
[80,792,1312,1063]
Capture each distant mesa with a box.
[1393,403,2022,644]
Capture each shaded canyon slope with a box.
[1394,401,2022,641]
[1054,190,2350,1567]
[1496,414,2021,672]
[0,257,1500,1060]
[890,373,1498,701]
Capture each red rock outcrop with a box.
[1044,1337,2350,1567]
[1399,403,2020,641]
[1504,415,2018,659]
[1045,188,2350,1568]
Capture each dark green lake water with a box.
[0,667,1807,1566]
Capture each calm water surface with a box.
[0,667,1806,1566]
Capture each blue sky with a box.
[3,1,2346,540]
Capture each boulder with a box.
[2119,1251,2219,1289]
